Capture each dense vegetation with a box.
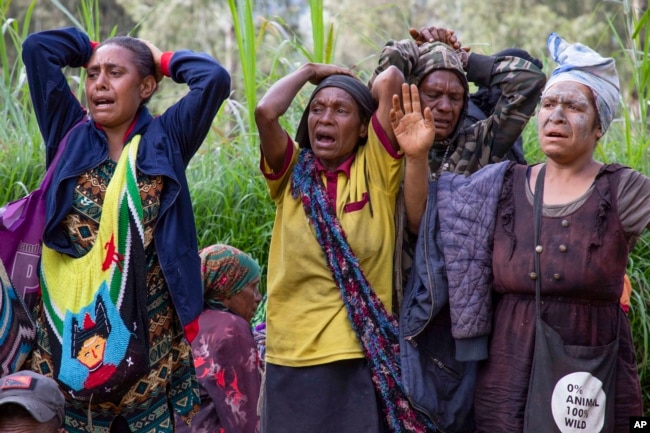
[2,0,649,414]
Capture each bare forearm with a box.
[255,64,318,172]
[257,63,318,121]
[403,156,430,234]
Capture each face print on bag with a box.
[58,285,142,398]
[71,295,118,389]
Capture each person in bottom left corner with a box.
[0,370,66,433]
[175,244,264,433]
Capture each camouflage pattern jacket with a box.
[371,38,546,312]
[370,38,546,176]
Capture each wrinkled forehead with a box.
[542,80,596,106]
[420,69,466,91]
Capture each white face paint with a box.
[537,81,602,164]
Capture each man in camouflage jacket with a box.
[369,26,547,309]
[371,26,546,176]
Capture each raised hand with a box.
[390,83,435,159]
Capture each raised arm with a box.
[254,63,353,173]
[22,27,92,161]
[391,84,435,233]
[157,48,231,165]
[466,51,546,162]
[371,65,406,151]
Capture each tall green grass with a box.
[612,2,650,408]
[0,0,41,204]
[189,138,275,288]
[227,0,257,141]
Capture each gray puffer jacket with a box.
[437,160,512,361]
[399,161,511,433]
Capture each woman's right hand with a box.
[301,62,356,85]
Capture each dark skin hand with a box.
[409,26,460,48]
[408,25,471,67]
[141,39,164,83]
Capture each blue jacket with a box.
[400,162,510,432]
[22,27,231,333]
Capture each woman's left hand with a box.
[141,39,164,82]
[390,83,434,159]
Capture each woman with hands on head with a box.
[254,62,435,433]
[370,24,544,179]
[369,25,546,317]
[22,27,230,432]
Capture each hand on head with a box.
[409,26,469,54]
[140,39,164,83]
[304,63,357,86]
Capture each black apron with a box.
[523,165,619,433]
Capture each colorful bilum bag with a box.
[0,259,36,377]
[0,120,84,311]
[0,123,85,378]
[39,136,150,403]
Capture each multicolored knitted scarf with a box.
[291,149,436,432]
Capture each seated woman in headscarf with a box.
[175,244,263,433]
[393,32,650,433]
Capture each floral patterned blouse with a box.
[176,308,261,433]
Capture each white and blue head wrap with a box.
[544,32,620,133]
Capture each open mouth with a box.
[545,131,567,138]
[315,133,335,144]
[93,98,115,108]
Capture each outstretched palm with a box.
[390,83,435,159]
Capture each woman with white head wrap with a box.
[474,33,650,433]
[545,32,620,134]
[391,33,650,432]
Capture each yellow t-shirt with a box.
[261,115,403,367]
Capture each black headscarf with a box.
[295,75,377,150]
